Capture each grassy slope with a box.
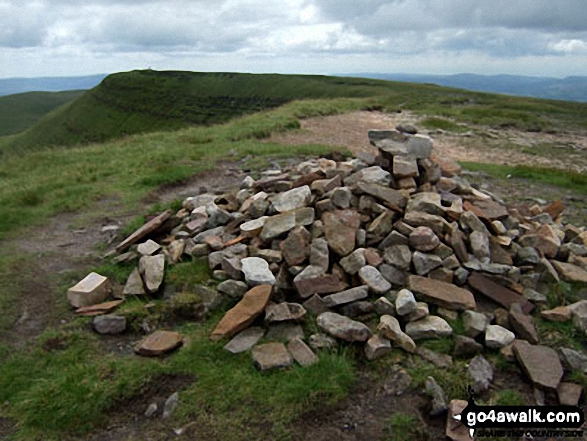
[4,70,587,155]
[0,90,85,137]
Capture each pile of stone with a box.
[68,128,587,414]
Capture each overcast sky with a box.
[1,0,586,79]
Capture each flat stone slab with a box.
[405,316,452,340]
[368,129,433,159]
[513,340,563,391]
[463,199,508,221]
[260,208,315,240]
[317,312,372,342]
[323,286,369,308]
[323,209,360,256]
[552,261,587,284]
[356,181,407,211]
[265,302,306,323]
[468,273,534,314]
[116,209,172,252]
[223,327,265,354]
[252,342,293,371]
[135,331,183,357]
[272,185,312,213]
[93,314,127,335]
[287,338,318,367]
[210,285,272,341]
[75,299,123,316]
[408,275,475,311]
[67,272,110,308]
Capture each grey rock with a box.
[93,315,126,335]
[454,335,483,357]
[217,280,248,298]
[365,335,392,361]
[418,347,453,368]
[139,254,165,294]
[470,231,490,263]
[359,265,391,294]
[340,248,366,275]
[395,289,417,316]
[309,333,338,351]
[208,243,247,269]
[266,323,304,342]
[377,315,416,353]
[323,286,369,308]
[144,403,158,418]
[412,251,443,275]
[137,239,161,256]
[224,327,265,354]
[339,301,374,318]
[516,247,541,266]
[559,347,587,373]
[260,207,315,240]
[383,245,411,270]
[162,392,179,419]
[344,166,391,187]
[272,185,312,213]
[463,310,488,338]
[302,294,330,316]
[265,302,306,323]
[407,302,429,322]
[379,264,407,287]
[409,226,440,252]
[374,296,396,316]
[425,376,448,417]
[317,312,372,342]
[406,193,445,217]
[252,342,293,371]
[485,325,515,349]
[288,338,318,367]
[405,316,452,340]
[309,238,330,272]
[369,129,433,159]
[123,268,146,296]
[331,187,353,209]
[454,267,470,285]
[241,257,276,286]
[468,355,493,393]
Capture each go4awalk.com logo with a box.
[453,389,585,439]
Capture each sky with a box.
[1,0,587,79]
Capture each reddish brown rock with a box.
[540,306,572,322]
[508,304,539,344]
[294,273,341,298]
[408,275,476,311]
[409,226,440,252]
[557,382,583,406]
[280,227,311,266]
[551,261,587,284]
[513,340,563,391]
[116,210,173,252]
[76,300,124,316]
[446,399,473,441]
[543,200,565,220]
[135,331,183,357]
[323,209,360,256]
[431,152,462,178]
[468,273,534,314]
[210,285,272,341]
[252,342,293,371]
[463,199,508,222]
[364,248,383,267]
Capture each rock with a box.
[468,355,493,393]
[393,156,419,178]
[144,403,158,418]
[312,175,342,195]
[309,238,329,271]
[364,248,383,267]
[409,226,440,252]
[302,294,330,316]
[339,301,373,318]
[359,265,391,294]
[241,257,276,286]
[323,209,360,256]
[446,399,473,441]
[367,211,394,238]
[484,325,515,349]
[75,300,124,316]
[383,245,411,270]
[467,273,533,314]
[405,316,452,340]
[356,181,407,210]
[272,185,312,212]
[406,192,445,216]
[223,327,266,354]
[379,264,407,287]
[331,187,352,209]
[309,333,338,351]
[255,249,282,264]
[454,335,483,357]
[344,166,391,187]
[135,331,183,357]
[116,210,172,252]
[340,248,366,275]
[437,307,458,322]
[260,207,315,240]
[396,124,417,134]
[323,286,369,308]
[417,347,453,368]
[412,251,443,275]
[123,268,146,296]
[540,306,572,322]
[294,266,340,298]
[537,257,560,283]
[425,376,448,417]
[369,130,433,159]
[288,338,318,367]
[210,285,272,341]
[374,296,396,316]
[377,315,416,353]
[280,227,310,266]
[265,302,306,323]
[559,347,587,373]
[557,382,583,406]
[252,342,293,371]
[552,261,587,283]
[408,275,476,311]
[67,272,110,308]
[462,310,488,338]
[508,304,539,344]
[317,312,372,342]
[395,289,417,316]
[240,216,269,236]
[470,231,490,263]
[266,323,305,342]
[464,199,508,222]
[515,247,541,266]
[513,340,564,391]
[364,335,392,360]
[569,300,587,332]
[137,239,161,256]
[217,279,248,298]
[139,255,165,294]
[403,211,450,236]
[93,314,126,335]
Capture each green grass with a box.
[166,259,212,288]
[0,90,84,137]
[491,389,526,406]
[460,162,587,195]
[385,413,428,441]
[0,317,356,440]
[420,117,469,132]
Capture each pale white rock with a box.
[67,272,110,308]
[241,257,276,286]
[272,185,312,213]
[485,325,515,349]
[396,289,417,316]
[139,254,165,294]
[359,265,391,294]
[405,316,452,340]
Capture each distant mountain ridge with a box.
[343,73,587,103]
[0,74,108,97]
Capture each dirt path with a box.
[269,110,587,173]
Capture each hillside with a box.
[5,69,587,154]
[0,90,85,137]
[351,73,587,103]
